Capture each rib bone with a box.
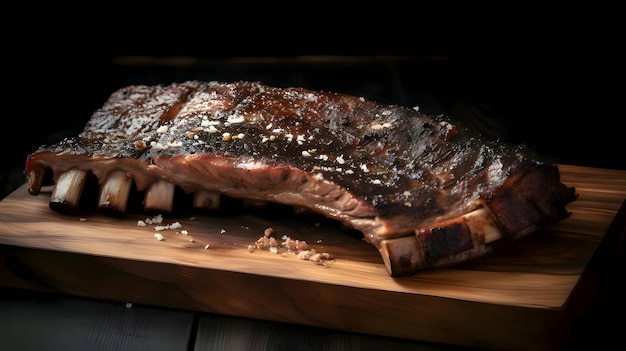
[380,207,502,276]
[49,169,88,211]
[27,169,46,196]
[193,189,221,211]
[144,180,176,213]
[98,170,133,213]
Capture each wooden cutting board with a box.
[1,164,625,350]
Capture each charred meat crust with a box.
[24,80,578,277]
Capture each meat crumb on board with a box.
[136,215,334,266]
[139,214,195,242]
[248,227,335,266]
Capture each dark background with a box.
[3,8,623,197]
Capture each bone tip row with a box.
[37,168,221,214]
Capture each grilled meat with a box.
[24,80,578,276]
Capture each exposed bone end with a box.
[379,208,505,277]
[426,208,502,269]
[144,180,176,213]
[463,208,503,245]
[98,170,133,213]
[193,189,221,211]
[379,235,426,277]
[48,169,88,212]
[27,168,47,195]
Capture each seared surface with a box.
[27,81,561,227]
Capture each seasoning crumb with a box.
[144,214,163,224]
[248,228,334,266]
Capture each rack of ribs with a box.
[24,80,578,277]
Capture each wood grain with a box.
[1,164,624,350]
